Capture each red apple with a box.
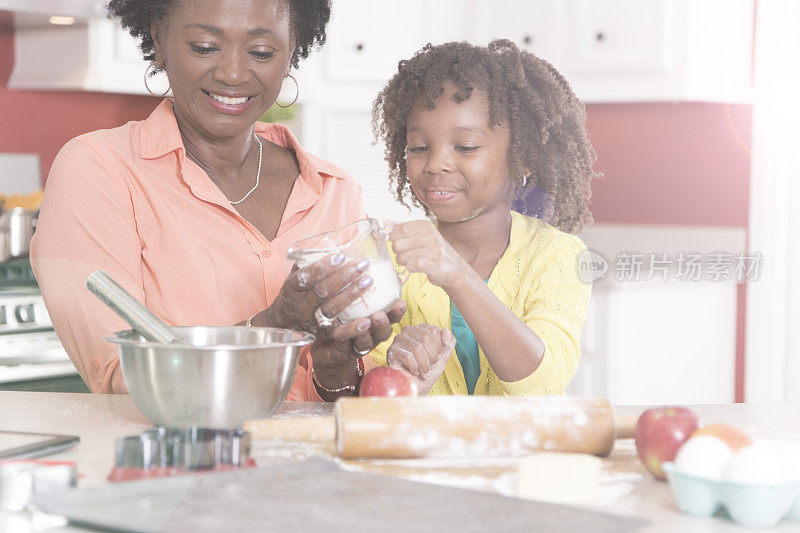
[360,367,418,397]
[634,406,699,480]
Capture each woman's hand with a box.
[260,252,373,338]
[389,221,469,290]
[310,300,407,398]
[387,324,455,396]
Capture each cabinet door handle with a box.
[595,31,606,43]
[355,42,365,52]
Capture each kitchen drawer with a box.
[568,0,675,76]
[324,0,428,83]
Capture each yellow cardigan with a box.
[370,211,591,396]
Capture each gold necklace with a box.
[230,135,263,205]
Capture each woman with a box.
[30,0,402,399]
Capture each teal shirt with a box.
[449,300,482,395]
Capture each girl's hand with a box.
[262,253,373,338]
[389,221,469,289]
[387,324,456,396]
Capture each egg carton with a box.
[663,462,800,528]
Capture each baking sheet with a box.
[0,431,79,460]
[33,459,648,532]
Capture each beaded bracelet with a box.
[312,357,365,395]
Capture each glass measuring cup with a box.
[286,218,406,322]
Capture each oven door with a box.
[0,270,88,392]
[0,329,87,393]
[0,362,88,393]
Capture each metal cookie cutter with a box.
[109,427,255,482]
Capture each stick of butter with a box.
[516,452,601,505]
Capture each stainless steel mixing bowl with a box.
[107,326,314,430]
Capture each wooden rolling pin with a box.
[245,396,638,459]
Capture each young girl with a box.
[370,39,599,396]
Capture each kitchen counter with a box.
[1,392,799,532]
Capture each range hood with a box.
[0,1,105,18]
[5,0,161,96]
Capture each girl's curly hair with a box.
[372,39,599,233]
[106,0,331,71]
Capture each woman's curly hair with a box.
[372,40,599,233]
[106,0,330,71]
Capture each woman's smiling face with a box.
[152,0,293,140]
[405,81,517,223]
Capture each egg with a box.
[674,435,733,479]
[786,450,800,483]
[773,440,800,483]
[725,443,789,485]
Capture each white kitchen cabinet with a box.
[468,0,755,103]
[10,18,167,95]
[566,224,746,404]
[568,280,738,405]
[296,0,466,105]
[308,104,426,222]
[323,0,428,84]
[8,0,754,104]
[568,0,674,75]
[466,0,568,72]
[294,0,465,220]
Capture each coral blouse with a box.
[31,99,365,396]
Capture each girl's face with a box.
[405,81,517,223]
[152,0,294,140]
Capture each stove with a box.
[0,289,51,333]
[0,288,68,365]
[0,260,80,389]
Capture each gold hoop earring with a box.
[275,74,299,108]
[144,62,171,97]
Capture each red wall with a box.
[0,27,159,184]
[588,103,752,227]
